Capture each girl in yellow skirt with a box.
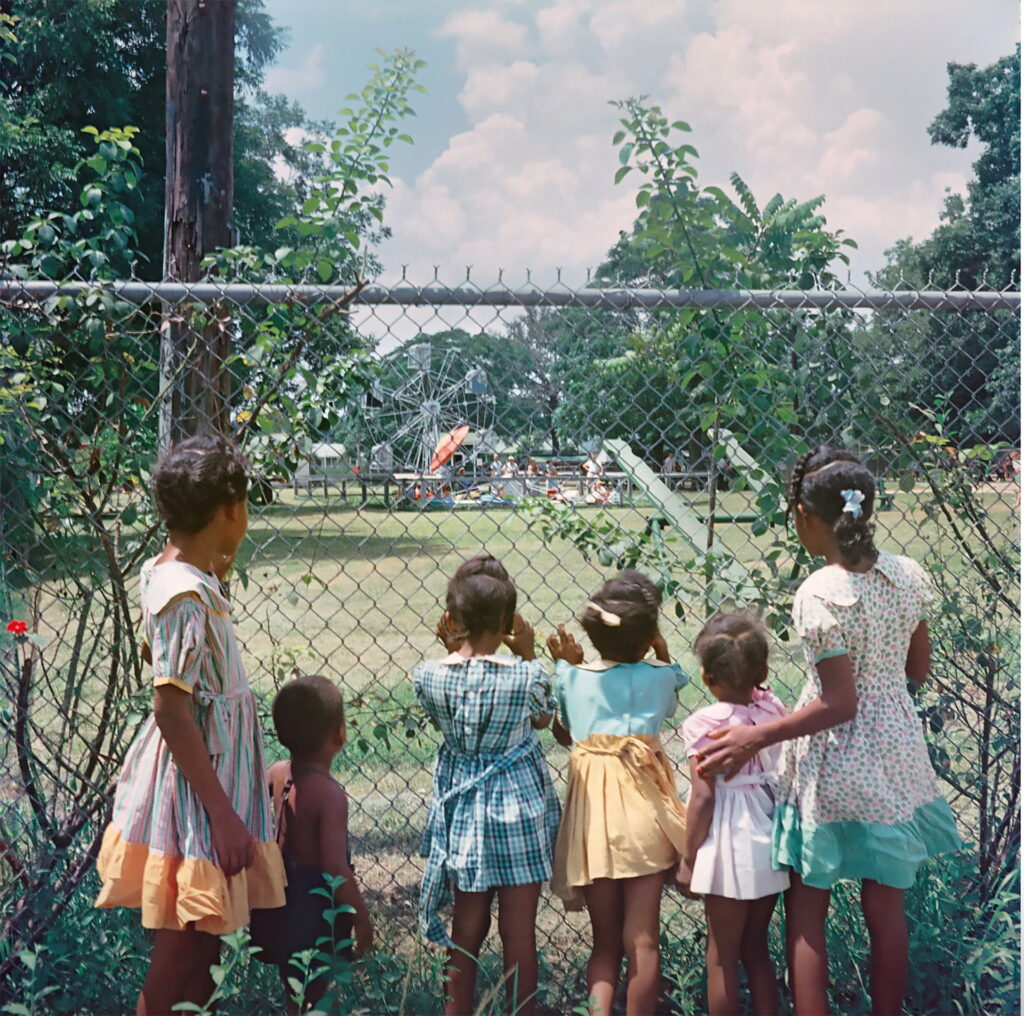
[547,570,689,1016]
[95,436,286,1014]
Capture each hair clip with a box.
[585,601,621,626]
[841,488,865,518]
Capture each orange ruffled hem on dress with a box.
[94,824,287,934]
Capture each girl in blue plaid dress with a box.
[414,555,561,1016]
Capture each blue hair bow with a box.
[841,488,865,518]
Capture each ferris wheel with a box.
[367,343,494,474]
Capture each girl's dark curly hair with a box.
[446,554,517,638]
[152,434,249,534]
[787,446,876,565]
[581,569,661,661]
[694,613,768,692]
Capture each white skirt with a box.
[690,775,790,900]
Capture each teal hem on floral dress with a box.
[772,798,962,889]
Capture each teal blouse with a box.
[555,658,689,741]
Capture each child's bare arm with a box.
[153,685,255,877]
[650,633,671,663]
[906,620,931,684]
[318,783,373,956]
[676,757,714,897]
[552,716,573,747]
[698,654,857,778]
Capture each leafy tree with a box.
[871,48,1020,444]
[0,0,334,265]
[554,99,859,470]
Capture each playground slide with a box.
[714,427,771,498]
[601,438,754,598]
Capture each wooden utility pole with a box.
[159,0,236,444]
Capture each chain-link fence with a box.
[1,274,1019,1010]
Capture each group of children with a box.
[95,435,961,1016]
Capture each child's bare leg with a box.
[497,882,542,1015]
[137,928,220,1016]
[704,894,747,1016]
[740,894,781,1016]
[581,878,624,1016]
[860,880,907,1016]
[784,875,831,1016]
[446,888,493,1016]
[620,871,665,1016]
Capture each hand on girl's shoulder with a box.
[680,703,733,757]
[679,688,784,755]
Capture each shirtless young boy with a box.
[265,676,373,1014]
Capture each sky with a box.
[262,0,1018,292]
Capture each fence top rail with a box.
[0,279,1019,311]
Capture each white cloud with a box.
[264,42,326,95]
[436,9,531,68]
[368,0,1013,287]
[590,0,688,55]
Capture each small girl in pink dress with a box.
[676,613,789,1016]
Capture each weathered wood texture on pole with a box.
[160,0,236,443]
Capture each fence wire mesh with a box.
[0,273,1019,1009]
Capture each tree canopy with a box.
[0,0,331,268]
[872,47,1020,444]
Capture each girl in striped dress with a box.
[95,435,285,1015]
[416,554,561,1016]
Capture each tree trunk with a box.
[159,0,235,445]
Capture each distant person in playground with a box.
[662,451,677,476]
[526,457,540,476]
[585,477,612,504]
[489,452,502,478]
[545,460,564,501]
[95,435,285,1015]
[676,613,789,1016]
[416,555,560,1016]
[253,676,373,1014]
[502,455,520,478]
[697,447,961,1016]
[547,571,689,1016]
[582,450,604,483]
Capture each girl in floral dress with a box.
[95,435,285,1014]
[697,446,960,1016]
[415,554,560,1016]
